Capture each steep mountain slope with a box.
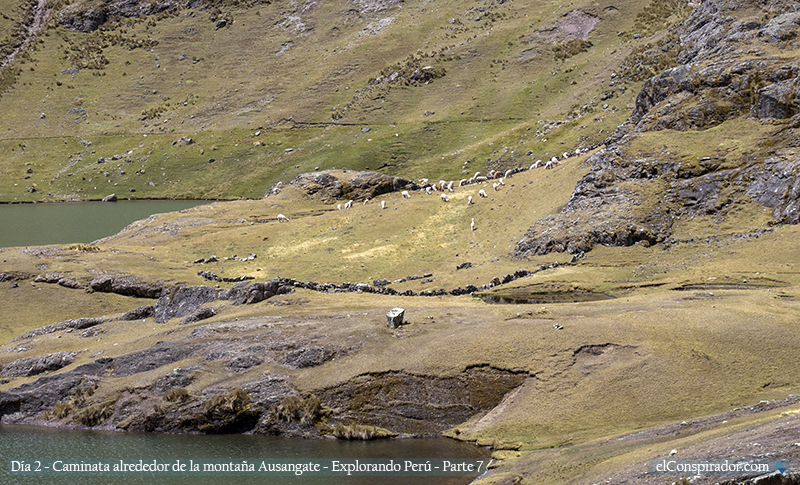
[0,0,651,201]
[516,0,800,256]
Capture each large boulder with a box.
[386,308,405,329]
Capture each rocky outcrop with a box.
[13,317,107,341]
[59,0,184,32]
[90,275,164,299]
[118,305,155,321]
[315,370,526,436]
[285,170,417,203]
[219,279,294,305]
[154,285,217,324]
[515,147,671,257]
[0,315,525,437]
[516,0,800,257]
[180,307,217,325]
[1,351,79,377]
[0,358,111,419]
[280,347,335,369]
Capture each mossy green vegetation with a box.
[0,0,645,203]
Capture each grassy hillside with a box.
[4,0,800,484]
[0,0,655,202]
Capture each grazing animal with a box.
[344,200,353,209]
[447,181,454,192]
[530,160,542,169]
[441,193,449,202]
[478,189,488,198]
[470,218,475,231]
[276,214,289,222]
[467,195,473,205]
[337,203,342,210]
[459,179,467,187]
[363,199,370,205]
[493,182,500,191]
[419,178,429,186]
[381,200,386,209]
[504,169,514,178]
[402,190,411,199]
[425,186,433,195]
[498,177,505,186]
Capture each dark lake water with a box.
[1,425,490,484]
[0,200,210,248]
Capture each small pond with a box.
[0,200,211,248]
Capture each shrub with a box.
[204,388,251,414]
[553,39,593,60]
[75,400,115,426]
[331,423,396,440]
[164,388,190,403]
[45,401,73,420]
[273,394,329,425]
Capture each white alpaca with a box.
[441,193,449,202]
[425,186,433,195]
[459,179,467,187]
[276,214,289,222]
[381,200,386,209]
[531,160,542,169]
[447,181,454,192]
[344,200,353,209]
[402,190,411,199]
[498,177,505,186]
[337,203,342,210]
[493,182,500,191]
[363,199,370,205]
[470,218,475,231]
[478,189,488,198]
[467,195,473,205]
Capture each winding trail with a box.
[0,0,53,72]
